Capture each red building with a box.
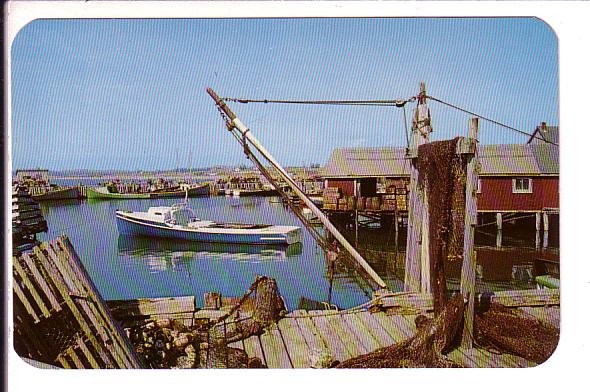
[322,125,559,240]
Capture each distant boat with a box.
[115,201,302,245]
[86,184,209,200]
[31,186,80,201]
[86,186,150,200]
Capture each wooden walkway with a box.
[227,306,558,368]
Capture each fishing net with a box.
[338,139,469,368]
[417,137,467,313]
[474,303,559,364]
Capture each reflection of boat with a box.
[117,234,303,260]
[87,184,210,200]
[115,202,302,245]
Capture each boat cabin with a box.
[147,205,199,226]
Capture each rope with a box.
[223,97,414,108]
[426,95,559,147]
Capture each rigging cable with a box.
[222,97,414,108]
[426,95,559,147]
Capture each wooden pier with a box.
[223,296,557,368]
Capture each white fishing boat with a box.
[115,201,301,245]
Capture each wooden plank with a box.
[339,312,381,353]
[321,311,364,358]
[49,239,137,368]
[56,354,72,369]
[374,291,433,311]
[290,310,329,354]
[13,281,40,323]
[371,311,408,343]
[277,317,310,368]
[386,314,417,341]
[75,337,101,369]
[20,252,62,312]
[56,237,143,368]
[354,310,396,347]
[63,347,85,369]
[307,310,351,362]
[375,289,558,312]
[242,335,266,366]
[13,258,51,318]
[461,118,479,348]
[32,246,114,368]
[457,347,518,368]
[258,326,292,369]
[42,241,122,367]
[109,297,196,318]
[446,347,478,368]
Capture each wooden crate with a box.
[12,236,144,368]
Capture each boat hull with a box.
[86,187,150,199]
[149,184,210,198]
[87,184,210,200]
[115,211,301,245]
[31,187,80,201]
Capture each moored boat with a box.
[86,184,210,200]
[149,184,210,198]
[86,186,150,200]
[31,186,80,201]
[115,202,302,245]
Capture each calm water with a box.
[36,185,559,309]
[38,195,382,310]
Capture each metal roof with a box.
[323,147,411,178]
[527,125,559,145]
[324,143,559,178]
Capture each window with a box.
[512,178,533,193]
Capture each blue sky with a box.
[10,17,558,171]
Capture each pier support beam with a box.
[460,118,479,349]
[496,212,503,248]
[404,82,432,293]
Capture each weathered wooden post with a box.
[404,82,432,292]
[460,118,479,348]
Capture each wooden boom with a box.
[207,87,387,289]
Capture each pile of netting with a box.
[474,303,559,364]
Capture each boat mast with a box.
[207,87,387,289]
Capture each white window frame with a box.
[512,177,533,194]
[477,178,482,194]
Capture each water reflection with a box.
[117,235,303,272]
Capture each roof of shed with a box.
[324,142,559,178]
[323,147,411,178]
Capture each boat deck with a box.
[225,307,557,368]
